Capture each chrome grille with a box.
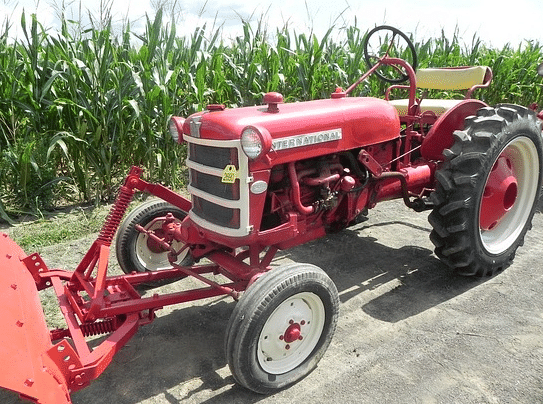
[185,136,251,237]
[188,143,238,169]
[189,169,240,201]
[192,196,240,229]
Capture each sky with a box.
[1,0,542,48]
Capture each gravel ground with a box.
[1,197,543,404]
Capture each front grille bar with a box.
[184,135,252,237]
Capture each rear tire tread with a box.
[429,105,543,276]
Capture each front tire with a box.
[429,105,543,276]
[225,263,339,394]
[115,199,193,286]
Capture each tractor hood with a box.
[183,96,400,164]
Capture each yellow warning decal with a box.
[221,165,238,183]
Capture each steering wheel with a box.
[363,25,418,84]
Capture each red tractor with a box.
[1,26,542,404]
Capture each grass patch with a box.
[8,205,110,251]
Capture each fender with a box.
[420,99,488,161]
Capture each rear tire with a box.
[225,263,339,394]
[429,105,543,276]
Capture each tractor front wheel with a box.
[225,263,339,394]
[429,105,543,276]
[115,199,193,286]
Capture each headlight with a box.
[169,117,185,143]
[241,126,271,160]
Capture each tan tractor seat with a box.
[387,66,493,116]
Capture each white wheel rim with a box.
[479,136,540,254]
[134,219,188,271]
[257,292,325,374]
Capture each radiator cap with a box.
[206,104,226,111]
[263,92,283,113]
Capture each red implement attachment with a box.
[0,168,262,404]
[0,234,71,404]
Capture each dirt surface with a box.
[2,197,543,404]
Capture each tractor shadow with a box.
[70,297,239,404]
[70,206,512,404]
[279,219,487,324]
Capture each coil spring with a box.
[98,184,135,246]
[80,319,116,337]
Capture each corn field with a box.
[0,9,542,220]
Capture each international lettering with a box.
[271,129,343,151]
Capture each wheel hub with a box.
[282,321,303,344]
[257,292,325,374]
[146,228,167,253]
[145,219,178,254]
[478,135,540,256]
[480,155,518,231]
[135,215,187,271]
